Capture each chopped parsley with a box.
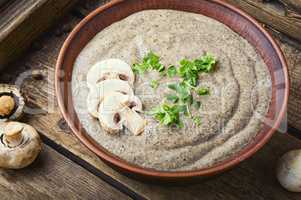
[134,51,217,128]
[168,82,192,105]
[194,53,216,73]
[167,65,177,78]
[197,87,210,96]
[166,94,179,103]
[178,59,199,87]
[150,80,159,89]
[150,103,182,128]
[133,52,165,74]
[193,116,201,127]
[178,53,217,86]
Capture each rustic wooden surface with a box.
[0,0,77,69]
[225,0,301,42]
[0,0,301,199]
[0,145,130,200]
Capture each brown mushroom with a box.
[0,121,42,169]
[0,84,24,121]
[277,149,301,192]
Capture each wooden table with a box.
[0,1,301,199]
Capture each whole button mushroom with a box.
[277,149,301,192]
[0,84,24,121]
[0,121,42,169]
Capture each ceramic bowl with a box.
[55,0,289,181]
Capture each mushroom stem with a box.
[121,106,146,136]
[4,122,23,147]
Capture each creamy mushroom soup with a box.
[72,10,272,171]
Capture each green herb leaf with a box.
[166,94,179,103]
[183,104,191,117]
[168,82,192,104]
[176,104,188,113]
[132,52,165,74]
[193,116,201,126]
[150,80,159,89]
[192,100,201,109]
[197,87,210,96]
[151,103,181,127]
[194,53,216,73]
[167,65,177,78]
[178,59,199,87]
[144,52,217,129]
[167,83,177,91]
[132,63,148,75]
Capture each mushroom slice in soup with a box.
[87,79,136,118]
[98,92,146,135]
[87,59,135,88]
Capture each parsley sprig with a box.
[150,80,159,89]
[194,53,216,73]
[178,53,216,87]
[197,87,210,96]
[133,52,165,75]
[167,82,192,105]
[133,51,217,128]
[150,103,183,128]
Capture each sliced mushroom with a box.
[0,121,42,169]
[98,92,146,135]
[0,84,24,121]
[87,59,135,88]
[121,106,146,135]
[87,79,137,118]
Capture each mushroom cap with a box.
[87,59,135,88]
[87,79,135,118]
[98,92,146,135]
[276,149,301,192]
[0,84,24,122]
[0,122,42,169]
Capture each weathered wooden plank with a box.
[280,0,301,13]
[0,145,130,200]
[272,32,301,130]
[224,0,301,42]
[0,0,78,70]
[0,1,301,199]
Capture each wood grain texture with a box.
[224,0,301,42]
[280,0,301,13]
[0,0,300,199]
[0,145,130,200]
[276,36,301,130]
[0,0,77,69]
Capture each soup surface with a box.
[72,10,271,171]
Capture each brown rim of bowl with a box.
[55,0,289,178]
